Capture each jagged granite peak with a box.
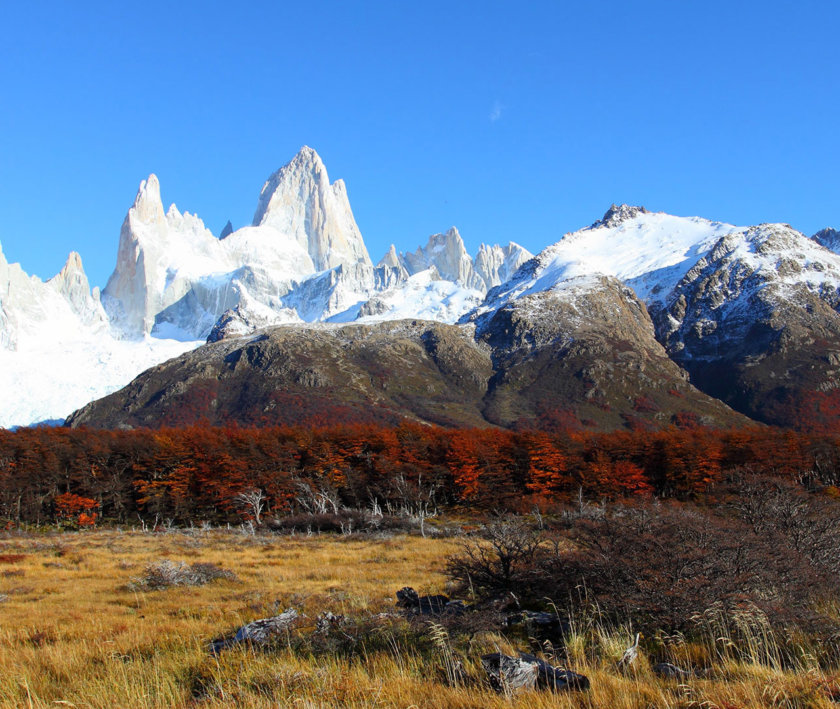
[102,174,221,336]
[252,146,372,271]
[354,268,484,325]
[0,242,188,429]
[402,227,486,291]
[813,227,840,253]
[1,244,107,354]
[474,241,533,289]
[220,220,234,239]
[591,204,650,229]
[47,251,107,327]
[378,244,402,269]
[133,174,167,224]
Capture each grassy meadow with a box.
[0,528,839,708]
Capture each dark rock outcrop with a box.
[396,587,455,615]
[650,225,840,429]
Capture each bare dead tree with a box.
[236,487,267,525]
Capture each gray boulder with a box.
[481,653,538,694]
[518,652,589,691]
[210,608,299,653]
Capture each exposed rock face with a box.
[101,174,232,336]
[98,149,505,342]
[219,220,234,239]
[99,150,383,339]
[350,235,531,326]
[402,227,485,290]
[67,321,497,429]
[377,244,404,271]
[472,276,744,430]
[473,209,840,429]
[813,227,840,253]
[650,224,840,427]
[591,203,650,229]
[394,228,532,293]
[252,146,372,270]
[474,242,532,289]
[48,252,107,327]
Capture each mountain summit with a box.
[253,146,372,270]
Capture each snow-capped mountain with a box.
[0,242,197,428]
[252,146,372,271]
[353,228,532,324]
[5,141,840,431]
[468,205,840,428]
[1,245,109,351]
[0,147,531,428]
[100,147,522,341]
[382,227,531,294]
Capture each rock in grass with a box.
[210,608,299,653]
[482,652,590,694]
[481,653,539,693]
[315,611,346,634]
[518,652,589,691]
[395,586,452,615]
[653,662,692,679]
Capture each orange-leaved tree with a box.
[54,492,98,527]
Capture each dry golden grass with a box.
[0,528,837,708]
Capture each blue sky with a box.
[1,0,838,287]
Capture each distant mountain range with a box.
[3,148,840,431]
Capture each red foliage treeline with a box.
[1,423,839,525]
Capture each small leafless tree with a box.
[236,488,267,525]
[293,479,342,515]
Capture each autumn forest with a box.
[2,422,839,526]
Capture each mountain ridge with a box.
[2,149,840,430]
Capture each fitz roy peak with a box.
[252,146,372,271]
[0,147,531,428]
[100,146,522,343]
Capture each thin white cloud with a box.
[490,100,503,122]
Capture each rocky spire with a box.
[252,146,372,270]
[475,242,533,289]
[48,252,106,326]
[402,227,485,290]
[378,244,401,269]
[101,175,170,335]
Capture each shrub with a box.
[446,500,840,635]
[129,560,236,590]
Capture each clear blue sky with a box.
[1,0,838,287]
